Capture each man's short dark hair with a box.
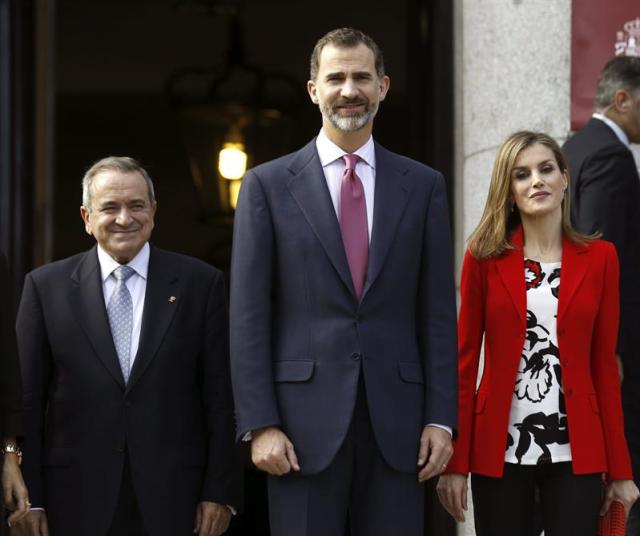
[309,27,385,81]
[595,56,640,109]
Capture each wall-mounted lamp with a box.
[167,6,304,221]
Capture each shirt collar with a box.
[315,128,376,169]
[97,242,150,282]
[592,113,630,147]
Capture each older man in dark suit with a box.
[13,157,240,536]
[230,28,458,536]
[563,56,640,533]
[0,250,29,531]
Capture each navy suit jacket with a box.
[17,246,240,536]
[230,139,458,476]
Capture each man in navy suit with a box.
[563,56,640,534]
[13,157,240,536]
[230,28,457,535]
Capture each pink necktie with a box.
[339,154,369,299]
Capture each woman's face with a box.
[510,143,567,219]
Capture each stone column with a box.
[453,1,572,534]
[455,0,572,260]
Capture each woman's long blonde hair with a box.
[468,131,595,259]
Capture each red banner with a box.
[571,1,640,131]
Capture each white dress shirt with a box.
[97,242,150,366]
[592,113,630,147]
[315,128,375,241]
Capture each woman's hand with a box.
[436,473,468,523]
[602,479,640,517]
[2,453,30,525]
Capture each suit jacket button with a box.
[350,352,361,361]
[125,400,132,408]
[565,388,573,397]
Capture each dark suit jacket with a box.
[448,228,632,480]
[17,246,240,536]
[230,139,458,476]
[0,251,22,441]
[0,251,23,536]
[563,118,640,368]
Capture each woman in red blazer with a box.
[437,131,638,535]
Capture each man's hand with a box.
[601,479,640,517]
[9,510,49,536]
[417,426,453,482]
[193,502,231,536]
[251,426,300,476]
[2,453,30,525]
[436,473,468,523]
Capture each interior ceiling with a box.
[56,0,408,94]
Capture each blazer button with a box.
[565,388,573,397]
[125,400,132,408]
[350,352,361,361]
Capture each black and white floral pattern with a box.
[505,260,571,465]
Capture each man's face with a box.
[80,170,156,263]
[623,89,640,144]
[307,43,390,134]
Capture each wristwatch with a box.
[2,442,23,464]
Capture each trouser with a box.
[267,377,424,536]
[471,462,601,536]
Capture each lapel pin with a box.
[168,296,177,303]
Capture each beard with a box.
[320,98,379,132]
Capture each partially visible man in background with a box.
[563,56,640,533]
[0,250,29,531]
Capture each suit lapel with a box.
[557,236,588,323]
[495,227,526,327]
[362,143,410,298]
[127,247,179,390]
[70,247,125,388]
[286,140,356,296]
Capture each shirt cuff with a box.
[426,423,453,437]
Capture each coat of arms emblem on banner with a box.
[615,16,640,56]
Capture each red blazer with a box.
[447,227,633,480]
